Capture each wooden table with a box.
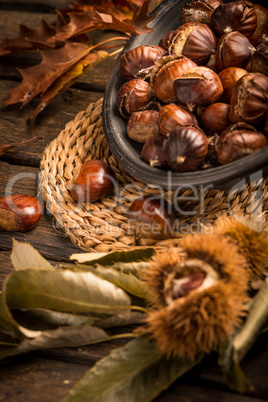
[0,1,267,401]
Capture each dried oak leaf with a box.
[92,0,156,35]
[0,19,58,57]
[63,0,136,16]
[4,42,91,107]
[52,13,100,43]
[28,50,109,130]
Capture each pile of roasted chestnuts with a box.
[117,0,268,172]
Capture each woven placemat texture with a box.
[39,98,268,252]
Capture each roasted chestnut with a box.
[127,110,160,143]
[150,55,197,102]
[180,0,216,25]
[119,45,167,81]
[248,4,268,45]
[216,126,268,164]
[127,195,175,240]
[229,72,268,124]
[163,125,208,172]
[141,136,169,169]
[251,43,268,76]
[71,160,116,203]
[159,104,199,137]
[216,31,255,70]
[159,30,176,50]
[199,103,231,135]
[210,1,257,38]
[169,22,217,65]
[173,66,223,111]
[218,66,247,103]
[117,79,154,118]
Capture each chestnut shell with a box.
[210,1,257,38]
[216,129,268,164]
[119,45,167,81]
[71,160,116,203]
[229,72,268,124]
[169,22,217,65]
[163,125,208,172]
[173,66,223,111]
[127,195,175,239]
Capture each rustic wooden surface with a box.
[0,1,267,401]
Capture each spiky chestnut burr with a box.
[214,216,268,280]
[142,234,249,360]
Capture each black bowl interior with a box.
[103,0,268,190]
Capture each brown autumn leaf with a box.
[52,12,100,43]
[28,50,109,130]
[0,19,58,57]
[132,0,157,33]
[0,136,43,157]
[4,42,91,107]
[92,0,156,35]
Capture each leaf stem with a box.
[109,48,124,57]
[90,36,128,52]
[130,305,148,314]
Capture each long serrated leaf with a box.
[68,264,148,299]
[62,337,203,402]
[11,239,55,271]
[70,248,155,266]
[4,269,131,315]
[11,308,96,330]
[0,288,42,339]
[233,278,268,362]
[6,324,109,360]
[219,279,268,394]
[0,293,21,337]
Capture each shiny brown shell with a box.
[173,66,223,111]
[229,72,268,124]
[216,129,268,164]
[211,1,257,38]
[119,45,167,81]
[163,125,208,172]
[159,104,199,137]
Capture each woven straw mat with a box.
[39,98,268,253]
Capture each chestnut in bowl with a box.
[103,0,268,190]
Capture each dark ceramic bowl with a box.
[103,0,268,190]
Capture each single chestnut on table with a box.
[0,195,42,232]
[71,160,116,203]
[127,195,175,240]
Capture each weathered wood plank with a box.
[0,354,90,402]
[0,80,103,167]
[0,0,71,12]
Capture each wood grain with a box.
[0,81,103,167]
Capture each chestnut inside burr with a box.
[164,258,220,304]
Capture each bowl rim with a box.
[103,0,268,189]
